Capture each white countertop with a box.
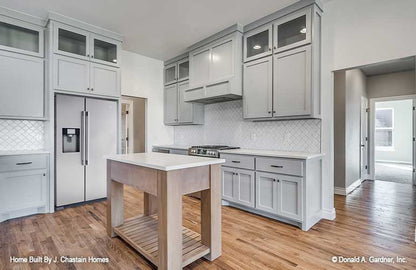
[0,149,50,156]
[152,144,190,151]
[219,149,324,160]
[106,152,225,171]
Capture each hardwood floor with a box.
[1,180,416,269]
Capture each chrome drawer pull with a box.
[270,165,283,168]
[231,161,241,163]
[16,162,32,165]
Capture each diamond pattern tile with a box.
[174,100,321,153]
[0,120,45,150]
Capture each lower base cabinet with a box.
[221,167,255,208]
[0,154,49,222]
[221,153,322,231]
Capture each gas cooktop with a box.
[188,145,239,158]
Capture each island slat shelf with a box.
[114,214,210,267]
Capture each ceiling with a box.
[360,57,415,77]
[0,0,299,60]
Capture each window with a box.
[375,108,394,150]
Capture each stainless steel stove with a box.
[188,145,239,158]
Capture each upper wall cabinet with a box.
[0,16,44,58]
[273,7,312,53]
[243,4,321,120]
[164,57,189,86]
[53,22,121,67]
[185,25,243,104]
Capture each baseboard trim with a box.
[321,208,336,220]
[334,179,364,196]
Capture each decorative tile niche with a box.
[174,100,321,153]
[0,120,45,150]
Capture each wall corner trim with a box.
[334,178,364,196]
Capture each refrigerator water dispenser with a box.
[62,128,80,153]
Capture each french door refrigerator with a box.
[55,94,117,207]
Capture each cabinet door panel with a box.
[243,56,272,119]
[273,45,311,117]
[277,175,302,221]
[0,170,46,212]
[244,24,272,62]
[210,39,233,82]
[178,59,189,82]
[54,54,89,94]
[255,172,278,214]
[54,22,90,60]
[178,82,193,123]
[90,63,120,97]
[222,167,235,202]
[164,84,178,125]
[164,63,177,85]
[189,48,210,87]
[0,52,44,118]
[90,33,120,67]
[235,169,255,207]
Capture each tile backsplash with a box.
[174,100,321,153]
[0,120,45,150]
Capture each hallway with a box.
[375,162,413,184]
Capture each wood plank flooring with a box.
[1,180,416,269]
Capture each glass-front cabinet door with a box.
[0,17,44,57]
[90,33,120,67]
[177,59,189,82]
[273,7,311,53]
[244,24,272,62]
[54,23,89,60]
[164,63,177,85]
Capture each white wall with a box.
[375,99,413,164]
[322,0,416,214]
[367,71,415,99]
[121,50,174,151]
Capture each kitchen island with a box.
[106,152,225,269]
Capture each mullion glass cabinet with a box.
[54,22,120,66]
[244,24,272,62]
[164,58,189,85]
[0,16,44,57]
[273,7,312,53]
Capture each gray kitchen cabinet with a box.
[53,54,90,94]
[164,81,204,125]
[220,151,323,231]
[0,15,44,58]
[221,167,235,202]
[53,54,120,98]
[277,174,303,221]
[243,56,273,119]
[242,4,321,120]
[90,33,120,67]
[0,154,49,222]
[186,25,243,104]
[244,24,272,62]
[273,45,311,117]
[273,6,312,53]
[0,51,44,119]
[164,57,189,86]
[90,62,120,97]
[164,84,178,125]
[255,171,278,214]
[221,167,255,208]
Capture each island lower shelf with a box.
[114,215,210,267]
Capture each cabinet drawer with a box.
[0,154,47,172]
[221,154,255,170]
[256,157,303,176]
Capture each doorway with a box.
[370,97,415,185]
[120,96,146,154]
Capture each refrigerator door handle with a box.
[85,111,90,166]
[81,111,86,166]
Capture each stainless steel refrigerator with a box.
[55,94,117,207]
